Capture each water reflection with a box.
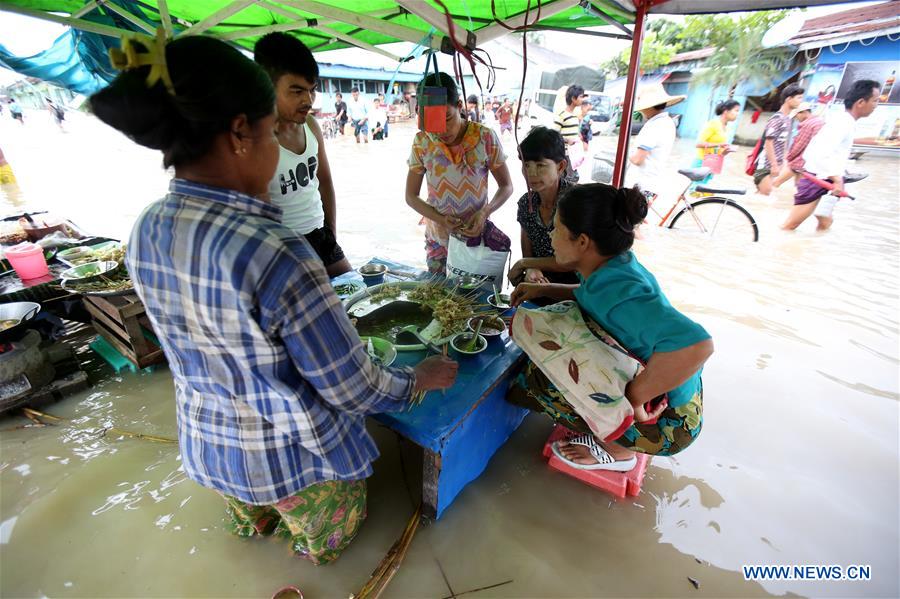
[0,180,25,208]
[92,480,151,515]
[0,516,17,544]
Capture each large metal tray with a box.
[345,281,467,352]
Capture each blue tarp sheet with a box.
[0,2,144,96]
[0,27,117,96]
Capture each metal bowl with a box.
[486,293,512,310]
[0,301,41,342]
[358,263,388,276]
[60,260,119,283]
[450,332,487,356]
[467,315,505,338]
[358,263,387,286]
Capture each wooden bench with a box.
[82,294,165,369]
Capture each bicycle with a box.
[646,166,760,242]
[319,116,338,140]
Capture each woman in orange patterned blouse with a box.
[405,72,513,273]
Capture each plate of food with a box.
[57,246,97,267]
[60,260,120,283]
[61,268,134,296]
[333,280,365,300]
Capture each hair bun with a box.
[614,187,649,231]
[90,67,183,151]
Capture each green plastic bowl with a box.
[360,336,397,367]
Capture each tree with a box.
[679,11,788,51]
[690,11,792,99]
[598,11,791,84]
[651,11,791,54]
[647,18,684,48]
[600,32,679,78]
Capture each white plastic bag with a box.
[446,236,509,288]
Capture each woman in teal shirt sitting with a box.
[509,183,713,470]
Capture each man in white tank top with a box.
[254,33,352,276]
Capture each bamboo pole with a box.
[352,504,422,599]
[19,408,177,444]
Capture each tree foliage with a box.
[600,11,792,81]
[600,32,679,78]
[689,12,793,97]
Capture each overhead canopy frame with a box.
[0,0,879,186]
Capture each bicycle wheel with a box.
[668,197,759,242]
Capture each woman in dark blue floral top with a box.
[509,127,579,287]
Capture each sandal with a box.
[551,434,637,472]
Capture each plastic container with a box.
[4,242,49,280]
[814,194,838,218]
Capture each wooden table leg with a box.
[422,449,442,520]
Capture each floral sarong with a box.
[507,361,703,456]
[223,479,366,565]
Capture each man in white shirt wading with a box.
[347,87,369,144]
[255,33,353,276]
[782,79,881,232]
[624,84,685,197]
[370,96,388,141]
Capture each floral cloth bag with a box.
[511,301,642,442]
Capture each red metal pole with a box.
[611,1,647,188]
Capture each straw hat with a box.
[790,101,814,118]
[633,83,686,111]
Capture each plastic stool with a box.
[90,336,137,373]
[90,336,160,374]
[542,425,650,499]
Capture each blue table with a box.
[335,259,529,519]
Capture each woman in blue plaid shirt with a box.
[91,35,457,565]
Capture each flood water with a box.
[1,111,898,598]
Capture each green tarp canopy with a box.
[0,1,636,61]
[0,1,869,64]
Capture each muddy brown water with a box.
[1,112,897,598]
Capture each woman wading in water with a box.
[92,33,457,564]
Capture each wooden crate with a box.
[82,294,165,369]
